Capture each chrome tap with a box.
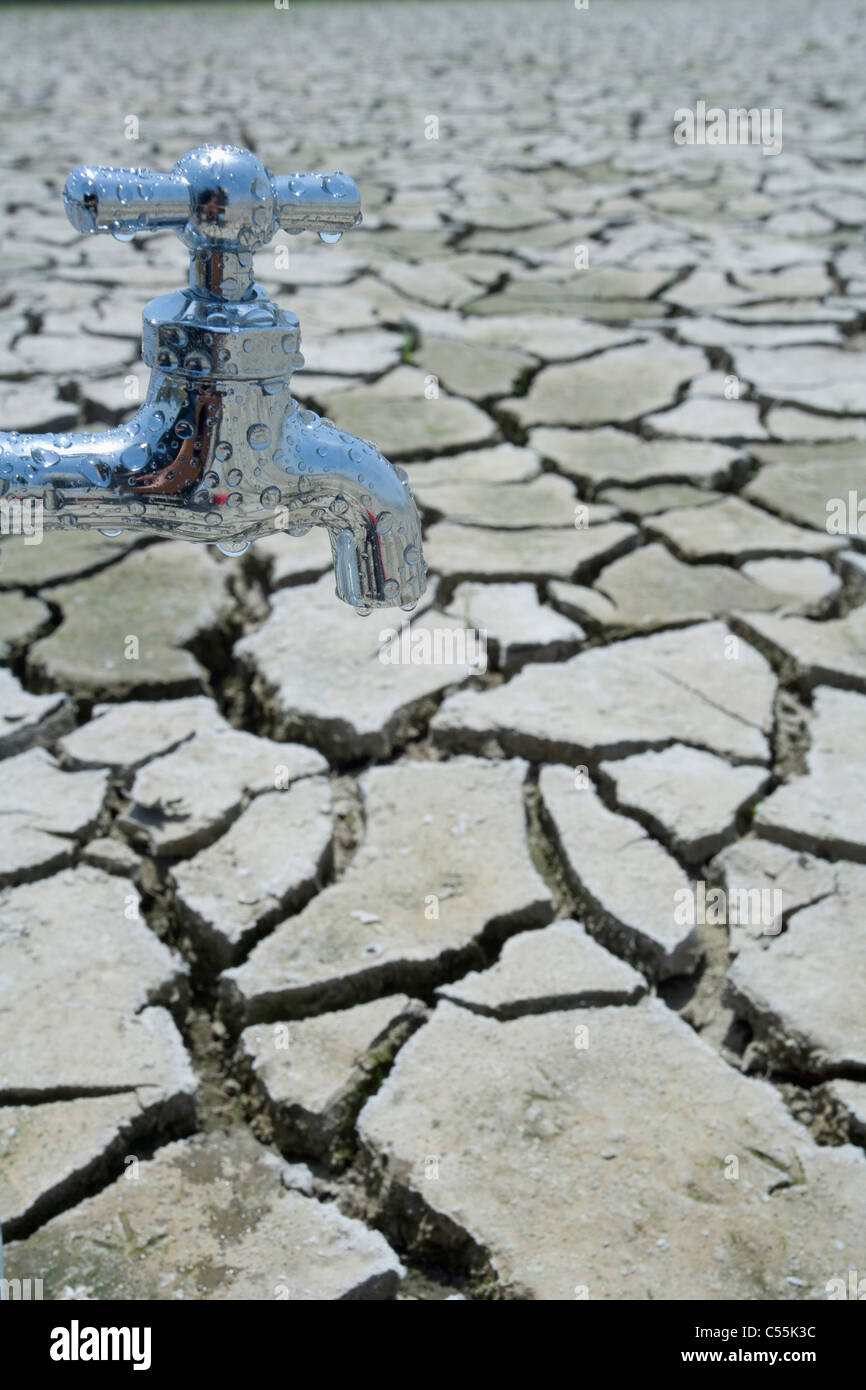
[0,145,427,612]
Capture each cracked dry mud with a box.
[1,0,866,1301]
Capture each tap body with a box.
[0,146,427,612]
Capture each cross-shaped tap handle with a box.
[63,144,362,300]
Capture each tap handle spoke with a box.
[63,168,191,237]
[273,172,361,236]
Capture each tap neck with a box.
[188,247,255,301]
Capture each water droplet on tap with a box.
[32,447,59,466]
[121,442,149,469]
[247,424,270,449]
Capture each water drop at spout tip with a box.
[318,231,342,244]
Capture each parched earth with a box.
[1,0,866,1300]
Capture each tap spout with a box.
[278,409,427,612]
